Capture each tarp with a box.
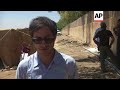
[0,28,36,67]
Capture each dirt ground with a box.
[0,35,120,79]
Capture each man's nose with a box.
[41,39,47,44]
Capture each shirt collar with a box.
[52,50,62,64]
[33,51,39,68]
[33,50,63,68]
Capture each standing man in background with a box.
[113,19,120,58]
[93,22,115,72]
[93,22,105,51]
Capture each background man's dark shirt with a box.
[95,30,113,47]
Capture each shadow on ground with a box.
[75,56,99,63]
[75,56,120,79]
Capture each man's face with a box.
[32,27,56,54]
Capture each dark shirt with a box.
[113,27,120,37]
[95,30,113,47]
[114,27,120,56]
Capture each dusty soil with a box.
[55,35,120,79]
[0,35,120,79]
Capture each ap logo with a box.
[94,11,103,22]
